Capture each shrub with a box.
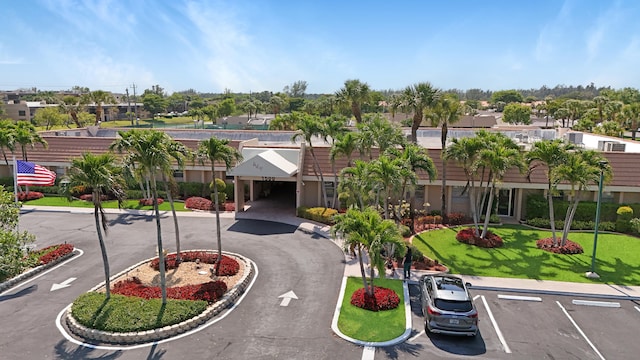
[350,286,400,311]
[78,193,108,202]
[125,189,144,199]
[139,198,164,206]
[112,277,227,303]
[456,227,503,248]
[447,212,471,226]
[616,206,634,233]
[399,224,411,238]
[16,191,44,201]
[179,182,207,198]
[71,292,208,333]
[536,237,584,254]
[525,194,548,219]
[526,217,616,232]
[297,207,337,224]
[184,196,213,211]
[149,251,240,276]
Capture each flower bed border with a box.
[65,250,255,345]
[0,248,78,294]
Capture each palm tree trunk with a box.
[150,173,167,304]
[212,169,223,276]
[561,190,580,247]
[469,184,480,236]
[356,245,369,295]
[331,160,339,209]
[95,205,110,299]
[309,148,328,208]
[547,183,558,246]
[480,184,495,239]
[162,173,181,263]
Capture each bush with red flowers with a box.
[149,251,240,276]
[447,212,472,226]
[28,243,75,265]
[536,237,584,254]
[184,196,213,211]
[111,277,227,303]
[350,286,400,311]
[16,191,44,201]
[79,194,108,201]
[456,227,503,248]
[138,198,164,206]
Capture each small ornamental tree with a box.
[0,185,35,281]
[616,206,634,233]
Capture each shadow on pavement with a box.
[227,219,297,235]
[382,339,424,359]
[54,340,122,360]
[146,343,166,360]
[426,331,487,356]
[108,213,159,226]
[0,284,37,302]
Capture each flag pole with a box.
[13,156,18,205]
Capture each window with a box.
[172,170,184,179]
[451,186,467,204]
[434,299,473,312]
[18,110,26,116]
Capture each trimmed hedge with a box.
[526,217,616,232]
[296,207,337,224]
[525,194,624,222]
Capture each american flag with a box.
[16,160,56,186]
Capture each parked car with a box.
[420,274,478,336]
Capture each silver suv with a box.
[420,274,478,336]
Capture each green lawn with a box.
[337,277,406,342]
[24,196,187,212]
[413,224,640,285]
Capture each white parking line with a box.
[361,346,375,360]
[572,300,620,308]
[498,294,542,302]
[556,301,606,360]
[407,330,425,342]
[473,294,480,301]
[635,306,640,313]
[480,295,512,354]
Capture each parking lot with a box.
[377,287,640,359]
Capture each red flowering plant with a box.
[536,237,584,254]
[184,196,213,211]
[456,227,503,248]
[149,251,240,276]
[16,191,44,201]
[139,198,164,206]
[27,243,75,265]
[111,277,227,303]
[79,194,108,201]
[350,286,400,311]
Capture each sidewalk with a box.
[21,204,640,300]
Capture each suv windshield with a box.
[434,299,473,312]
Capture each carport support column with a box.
[234,177,245,213]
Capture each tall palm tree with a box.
[110,129,173,304]
[360,114,406,154]
[59,95,86,128]
[0,120,16,165]
[427,93,463,223]
[593,95,609,123]
[332,207,405,296]
[339,160,375,210]
[196,137,242,276]
[477,136,523,238]
[292,114,329,207]
[402,82,440,143]
[14,121,47,161]
[321,115,348,208]
[336,79,371,124]
[370,155,407,219]
[444,135,484,235]
[270,95,285,117]
[65,152,125,299]
[526,139,574,245]
[622,103,640,140]
[84,90,116,125]
[330,131,358,208]
[552,150,610,246]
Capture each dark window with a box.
[434,299,473,312]
[18,110,26,116]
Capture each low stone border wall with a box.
[0,249,78,293]
[65,250,255,344]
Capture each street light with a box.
[586,160,608,279]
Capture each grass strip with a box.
[25,197,187,211]
[337,277,405,342]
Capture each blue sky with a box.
[1,0,639,95]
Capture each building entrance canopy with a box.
[228,148,298,178]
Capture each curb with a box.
[65,250,255,345]
[0,248,78,294]
[469,285,640,301]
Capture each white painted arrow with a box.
[278,290,298,306]
[50,277,77,292]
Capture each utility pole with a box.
[132,83,138,126]
[125,88,132,126]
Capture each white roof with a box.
[228,149,298,178]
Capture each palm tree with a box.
[593,95,609,123]
[321,115,348,208]
[110,129,173,304]
[330,131,358,209]
[84,90,116,125]
[14,121,47,161]
[552,150,610,246]
[402,82,440,143]
[336,79,371,124]
[292,114,329,207]
[332,207,405,296]
[270,95,285,117]
[65,152,125,299]
[196,137,242,276]
[370,155,407,220]
[622,103,640,140]
[0,120,15,165]
[427,93,463,223]
[444,135,484,235]
[360,114,406,153]
[59,95,86,128]
[477,136,523,238]
[526,139,574,245]
[339,160,375,210]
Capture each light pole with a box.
[586,160,608,279]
